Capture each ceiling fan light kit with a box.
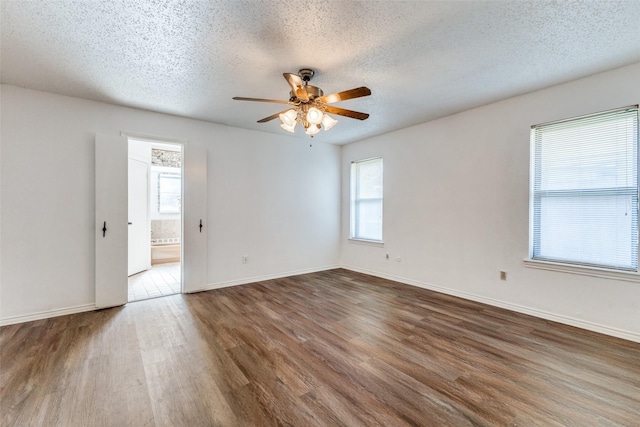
[280,121,296,133]
[306,107,324,125]
[279,109,297,128]
[305,123,321,136]
[233,69,371,138]
[321,114,338,130]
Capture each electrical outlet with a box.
[242,255,248,264]
[500,271,507,281]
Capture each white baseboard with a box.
[190,264,341,292]
[5,265,637,344]
[0,303,96,327]
[1,266,340,326]
[341,265,640,344]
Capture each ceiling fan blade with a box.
[233,97,293,105]
[318,87,372,104]
[324,106,369,120]
[257,110,291,123]
[283,73,309,102]
[283,72,303,89]
[296,88,310,102]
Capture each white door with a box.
[95,133,128,308]
[128,158,150,276]
[182,144,208,293]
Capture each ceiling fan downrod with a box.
[298,68,315,84]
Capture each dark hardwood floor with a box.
[1,269,639,426]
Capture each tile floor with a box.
[128,262,181,302]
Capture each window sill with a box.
[348,238,384,248]
[523,259,640,283]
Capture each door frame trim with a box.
[123,131,188,296]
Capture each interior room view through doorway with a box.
[128,138,183,302]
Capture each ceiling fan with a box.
[233,68,371,137]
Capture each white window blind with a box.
[530,106,639,271]
[351,157,383,241]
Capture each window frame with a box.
[528,105,640,275]
[350,157,383,243]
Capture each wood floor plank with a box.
[2,269,639,426]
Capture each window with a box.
[158,172,181,213]
[350,157,383,241]
[530,106,639,271]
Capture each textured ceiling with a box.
[2,1,640,145]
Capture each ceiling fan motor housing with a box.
[291,85,324,102]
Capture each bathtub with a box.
[151,240,181,265]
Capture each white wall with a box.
[3,63,639,341]
[0,85,340,322]
[340,63,640,342]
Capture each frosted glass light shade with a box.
[279,109,298,127]
[321,114,338,130]
[305,124,320,136]
[280,122,296,133]
[306,107,323,125]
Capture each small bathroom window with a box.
[158,173,181,213]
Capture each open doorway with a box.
[127,138,182,302]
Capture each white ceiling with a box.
[2,1,640,145]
